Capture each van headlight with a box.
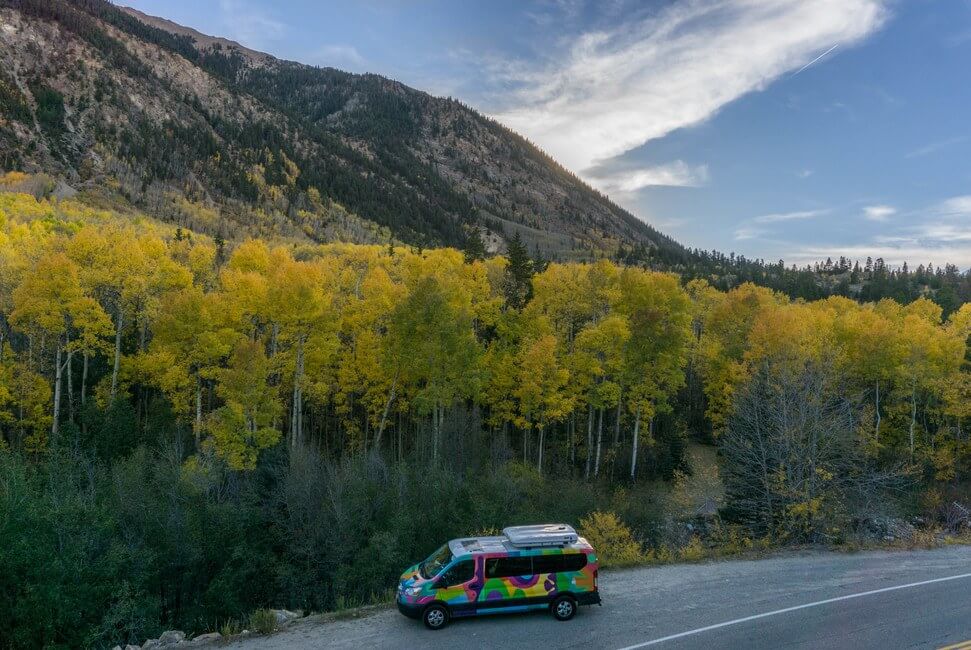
[404,586,422,596]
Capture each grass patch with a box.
[248,609,277,635]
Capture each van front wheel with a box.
[551,595,577,621]
[423,603,449,630]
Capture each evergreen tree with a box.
[462,230,486,263]
[503,232,533,309]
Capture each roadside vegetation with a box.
[1,184,970,648]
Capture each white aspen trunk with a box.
[612,393,622,477]
[374,374,397,449]
[397,411,403,464]
[569,414,576,465]
[630,405,641,481]
[52,345,63,439]
[537,425,545,475]
[81,352,88,406]
[80,352,88,438]
[290,339,304,449]
[614,394,622,445]
[523,421,528,464]
[432,402,441,461]
[297,341,304,445]
[594,408,604,477]
[111,308,123,399]
[66,346,74,421]
[585,404,593,479]
[910,382,917,459]
[195,373,203,446]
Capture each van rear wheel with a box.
[551,595,577,621]
[423,603,449,630]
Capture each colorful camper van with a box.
[396,523,600,629]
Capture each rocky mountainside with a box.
[0,0,682,257]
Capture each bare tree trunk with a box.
[80,352,88,438]
[397,411,403,464]
[537,425,545,475]
[594,408,604,477]
[569,413,576,466]
[290,338,305,449]
[111,308,123,399]
[614,394,622,445]
[585,404,593,479]
[195,373,203,446]
[81,352,88,406]
[374,374,397,450]
[52,346,63,439]
[432,401,441,462]
[66,346,74,422]
[523,420,528,464]
[630,405,641,481]
[612,393,622,477]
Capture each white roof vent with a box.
[503,524,578,548]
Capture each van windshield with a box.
[419,544,452,579]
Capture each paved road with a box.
[227,546,971,649]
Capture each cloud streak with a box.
[588,160,709,193]
[753,208,828,224]
[489,0,889,177]
[863,204,896,221]
[218,0,286,51]
[780,194,971,268]
[308,44,367,70]
[904,135,967,159]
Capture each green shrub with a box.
[248,609,276,635]
[219,619,242,637]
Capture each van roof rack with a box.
[503,524,578,548]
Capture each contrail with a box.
[793,43,840,75]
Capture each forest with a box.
[1,185,971,648]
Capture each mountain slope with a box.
[0,0,682,258]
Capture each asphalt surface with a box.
[226,545,971,649]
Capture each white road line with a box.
[616,571,971,649]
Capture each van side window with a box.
[440,560,474,587]
[533,553,587,574]
[486,556,533,578]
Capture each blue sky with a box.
[120,0,971,269]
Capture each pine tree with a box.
[503,232,534,309]
[462,230,486,263]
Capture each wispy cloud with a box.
[218,0,286,50]
[488,0,889,178]
[588,160,709,193]
[753,208,828,224]
[783,243,971,268]
[780,194,971,268]
[307,44,366,70]
[932,195,971,218]
[862,204,896,221]
[796,169,814,179]
[735,226,768,241]
[731,207,828,243]
[904,135,967,159]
